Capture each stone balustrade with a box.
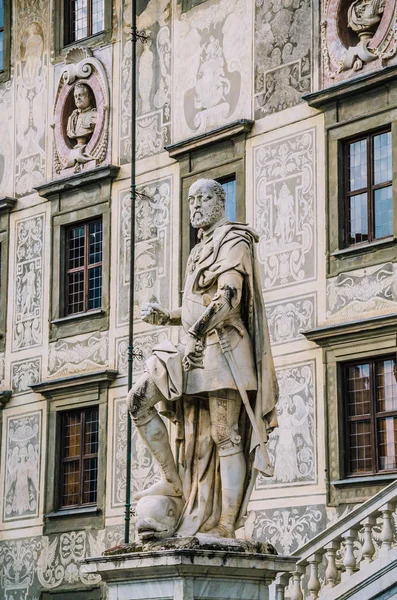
[273,479,397,599]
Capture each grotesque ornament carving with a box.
[52,47,110,174]
[126,179,279,542]
[345,0,385,70]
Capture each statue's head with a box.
[73,83,92,110]
[188,178,226,230]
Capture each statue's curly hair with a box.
[190,178,226,205]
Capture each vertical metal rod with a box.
[124,0,137,545]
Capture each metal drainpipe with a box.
[124,0,137,545]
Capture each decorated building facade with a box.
[0,0,397,598]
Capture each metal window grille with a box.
[344,128,392,246]
[343,356,397,476]
[60,406,99,508]
[65,219,102,316]
[64,0,105,45]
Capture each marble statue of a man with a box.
[67,82,97,147]
[127,179,278,539]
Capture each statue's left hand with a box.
[182,334,204,371]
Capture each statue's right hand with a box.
[141,302,170,326]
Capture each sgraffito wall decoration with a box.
[257,360,316,488]
[0,82,14,197]
[14,0,50,196]
[254,128,316,291]
[116,328,169,377]
[173,0,251,141]
[3,411,42,521]
[120,0,171,163]
[12,214,45,352]
[111,398,160,508]
[48,332,109,379]
[254,0,312,119]
[116,176,172,327]
[11,357,42,394]
[266,293,316,345]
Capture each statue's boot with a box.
[134,413,184,501]
[206,451,246,539]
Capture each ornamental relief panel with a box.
[0,353,6,390]
[15,0,50,196]
[117,177,172,327]
[111,398,159,508]
[3,411,41,521]
[257,360,316,488]
[52,46,110,175]
[173,0,251,142]
[254,129,316,290]
[116,328,169,377]
[48,331,109,379]
[326,262,397,323]
[266,293,316,345]
[0,536,39,600]
[0,82,13,197]
[11,357,41,394]
[120,0,171,163]
[322,0,397,86]
[247,504,326,554]
[12,214,45,352]
[254,0,312,119]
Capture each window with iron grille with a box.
[64,0,105,45]
[60,406,99,508]
[344,128,392,247]
[343,356,397,477]
[65,219,102,316]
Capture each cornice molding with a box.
[34,165,120,199]
[31,369,118,399]
[165,119,254,159]
[303,313,397,347]
[0,390,12,409]
[0,197,17,214]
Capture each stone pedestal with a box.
[82,536,298,600]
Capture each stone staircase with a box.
[273,479,397,599]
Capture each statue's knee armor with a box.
[126,372,162,426]
[209,390,243,456]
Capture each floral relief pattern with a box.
[3,412,41,521]
[254,129,316,290]
[11,357,41,394]
[12,214,45,351]
[254,0,312,118]
[248,505,325,554]
[326,262,397,323]
[116,329,170,377]
[257,361,315,488]
[117,178,172,326]
[120,0,171,162]
[48,331,109,378]
[266,293,316,345]
[112,398,160,508]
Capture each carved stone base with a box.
[82,536,298,600]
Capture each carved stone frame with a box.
[325,98,397,277]
[32,370,117,535]
[305,315,397,506]
[35,165,119,341]
[166,120,254,295]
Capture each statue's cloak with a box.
[146,223,278,534]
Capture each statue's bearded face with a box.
[188,181,225,229]
[74,86,91,110]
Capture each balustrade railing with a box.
[272,479,397,599]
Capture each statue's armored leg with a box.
[207,390,246,538]
[127,372,183,500]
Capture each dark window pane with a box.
[347,363,371,417]
[222,179,237,222]
[373,131,392,185]
[92,0,105,34]
[68,225,85,270]
[83,457,98,503]
[348,420,372,474]
[0,31,4,72]
[377,417,397,471]
[88,265,102,310]
[348,192,368,244]
[377,358,397,413]
[67,270,84,314]
[0,0,4,29]
[374,186,393,239]
[89,220,103,264]
[348,139,367,191]
[63,412,81,458]
[84,408,99,454]
[74,0,88,40]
